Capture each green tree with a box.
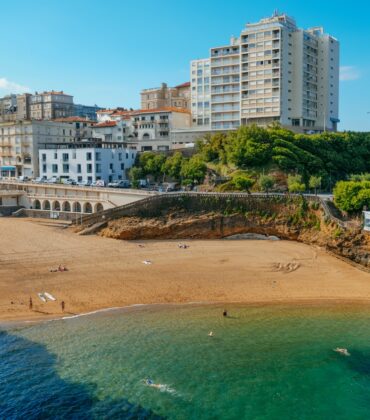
[225,125,273,168]
[161,152,183,181]
[334,180,370,213]
[309,175,321,195]
[180,155,207,184]
[232,174,255,193]
[258,174,275,194]
[139,152,166,181]
[287,174,306,194]
[128,166,143,181]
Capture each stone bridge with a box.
[0,180,157,215]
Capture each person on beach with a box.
[29,297,33,310]
[223,309,228,317]
[61,301,65,312]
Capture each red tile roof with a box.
[94,121,117,128]
[175,82,190,88]
[132,107,190,115]
[53,116,95,123]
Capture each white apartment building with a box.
[39,142,136,184]
[94,107,191,151]
[0,120,76,178]
[190,59,211,127]
[191,13,339,133]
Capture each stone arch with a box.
[43,200,51,210]
[62,201,71,212]
[34,199,41,210]
[84,202,93,214]
[73,202,82,213]
[142,132,150,139]
[95,202,104,213]
[53,201,61,211]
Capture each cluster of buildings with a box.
[0,12,339,184]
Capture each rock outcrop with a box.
[97,204,370,270]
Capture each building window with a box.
[95,152,101,161]
[86,152,92,161]
[42,153,46,162]
[54,152,57,159]
[77,164,82,173]
[121,163,125,170]
[62,153,69,162]
[42,164,47,173]
[52,164,58,173]
[118,153,122,161]
[63,164,69,173]
[86,164,92,173]
[96,163,101,173]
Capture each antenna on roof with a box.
[273,9,280,17]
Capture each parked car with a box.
[46,177,60,184]
[108,180,131,188]
[92,180,106,187]
[62,178,76,185]
[77,180,91,187]
[32,176,45,183]
[139,179,148,188]
[18,176,30,182]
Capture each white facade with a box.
[190,13,340,133]
[39,143,136,183]
[190,59,211,127]
[94,108,191,151]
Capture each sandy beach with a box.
[0,217,370,322]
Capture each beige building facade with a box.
[141,82,190,110]
[0,120,76,178]
[0,91,74,122]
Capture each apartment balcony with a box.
[211,115,240,122]
[211,97,240,104]
[211,87,240,94]
[211,79,240,86]
[212,105,240,112]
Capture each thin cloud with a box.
[340,66,360,81]
[0,77,30,94]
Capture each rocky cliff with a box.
[97,201,370,270]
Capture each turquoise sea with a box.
[2,303,370,419]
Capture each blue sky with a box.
[0,0,369,131]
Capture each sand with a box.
[0,218,370,323]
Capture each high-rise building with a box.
[191,13,339,133]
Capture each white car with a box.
[77,180,91,187]
[46,177,59,184]
[92,180,106,187]
[62,179,76,185]
[32,177,45,183]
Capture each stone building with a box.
[140,82,190,110]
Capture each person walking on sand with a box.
[29,297,33,310]
[223,309,228,317]
[61,301,65,312]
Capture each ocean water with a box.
[2,304,370,419]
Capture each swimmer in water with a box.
[333,347,350,356]
[208,331,214,337]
